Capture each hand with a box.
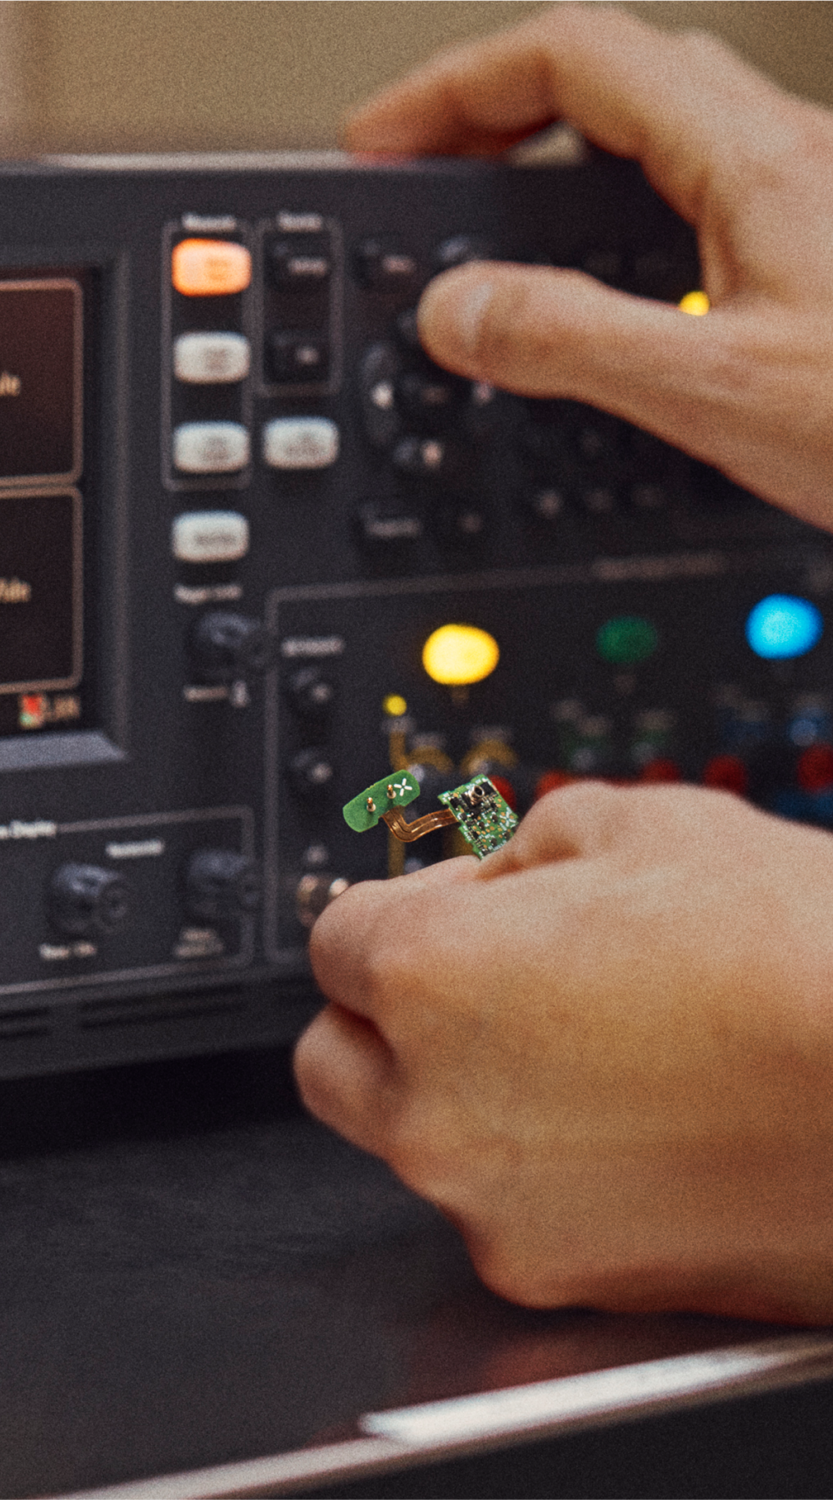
[295,783,833,1323]
[344,5,833,532]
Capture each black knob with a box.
[190,611,271,683]
[286,667,336,720]
[185,849,261,923]
[289,747,335,799]
[49,863,130,938]
[434,235,492,271]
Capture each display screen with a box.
[0,269,94,738]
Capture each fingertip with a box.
[417,264,497,376]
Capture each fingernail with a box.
[418,273,494,367]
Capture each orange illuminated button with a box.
[534,770,576,800]
[638,757,681,783]
[172,239,252,297]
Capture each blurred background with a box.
[0,1,831,157]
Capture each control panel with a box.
[0,147,830,1077]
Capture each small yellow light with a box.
[678,290,710,317]
[383,693,408,717]
[422,624,500,686]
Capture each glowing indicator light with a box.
[422,624,499,686]
[745,596,822,660]
[596,616,658,666]
[383,694,408,717]
[679,290,710,316]
[172,239,252,297]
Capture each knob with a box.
[286,666,335,720]
[289,747,335,799]
[434,235,491,271]
[295,872,350,929]
[190,611,271,683]
[185,849,261,923]
[49,863,130,938]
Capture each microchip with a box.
[438,777,518,859]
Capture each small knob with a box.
[49,863,130,938]
[190,610,271,683]
[185,849,261,923]
[295,873,350,929]
[286,667,335,720]
[434,235,491,271]
[289,747,335,799]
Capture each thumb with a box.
[416,260,762,491]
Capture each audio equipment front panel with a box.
[0,149,827,1075]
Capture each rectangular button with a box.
[173,422,250,474]
[173,332,250,384]
[172,511,249,564]
[172,239,251,297]
[262,418,339,470]
[0,280,81,482]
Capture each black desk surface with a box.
[0,1048,831,1500]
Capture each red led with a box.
[702,754,748,796]
[797,743,833,792]
[638,757,681,783]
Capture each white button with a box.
[173,332,250,384]
[173,422,250,474]
[172,511,249,564]
[262,417,339,470]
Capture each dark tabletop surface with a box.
[0,1046,824,1499]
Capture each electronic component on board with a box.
[343,773,518,859]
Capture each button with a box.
[359,342,402,448]
[173,422,250,474]
[171,239,251,297]
[354,239,419,290]
[268,236,332,287]
[173,332,250,384]
[268,332,329,382]
[392,436,446,476]
[397,372,458,423]
[262,417,339,470]
[172,512,250,565]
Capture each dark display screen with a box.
[0,270,94,738]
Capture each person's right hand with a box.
[345,5,833,533]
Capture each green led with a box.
[596,615,659,666]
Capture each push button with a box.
[268,331,329,382]
[173,422,250,474]
[173,332,250,384]
[172,512,250,565]
[262,417,339,470]
[268,235,332,287]
[171,239,251,297]
[354,239,419,290]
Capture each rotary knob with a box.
[185,849,261,923]
[48,863,130,938]
[286,667,336,721]
[189,611,271,684]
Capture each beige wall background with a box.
[1,1,832,156]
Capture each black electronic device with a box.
[0,145,829,1077]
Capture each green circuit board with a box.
[342,770,421,832]
[439,777,518,859]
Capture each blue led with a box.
[745,595,823,660]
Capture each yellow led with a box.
[383,693,408,717]
[422,624,500,686]
[678,290,710,317]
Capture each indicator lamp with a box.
[422,624,500,686]
[745,596,822,660]
[383,694,408,717]
[596,615,658,666]
[678,290,710,316]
